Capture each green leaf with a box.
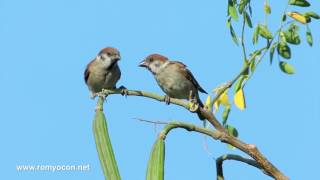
[283,24,301,45]
[244,11,252,28]
[252,49,262,57]
[252,25,259,44]
[230,25,239,45]
[289,23,300,31]
[282,14,287,22]
[287,12,311,24]
[289,0,310,7]
[238,0,249,14]
[284,30,301,45]
[234,75,246,93]
[249,59,256,73]
[264,2,271,14]
[228,0,239,21]
[279,31,287,43]
[304,11,320,20]
[226,124,239,137]
[226,17,231,28]
[227,144,236,150]
[258,24,273,39]
[277,42,291,59]
[279,61,295,74]
[222,105,231,126]
[269,42,278,65]
[306,27,313,46]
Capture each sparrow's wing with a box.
[171,61,208,94]
[84,59,94,84]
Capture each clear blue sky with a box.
[0,0,319,179]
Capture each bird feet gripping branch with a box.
[188,90,200,112]
[189,98,200,113]
[164,95,171,105]
[118,85,129,97]
[91,91,108,100]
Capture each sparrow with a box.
[139,54,207,119]
[84,47,121,98]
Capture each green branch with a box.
[101,89,226,132]
[216,154,268,180]
[100,88,288,180]
[241,13,247,62]
[211,46,267,104]
[159,121,222,140]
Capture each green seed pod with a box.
[146,138,165,180]
[93,98,121,180]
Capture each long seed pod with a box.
[93,97,121,180]
[146,138,165,180]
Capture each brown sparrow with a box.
[139,54,207,119]
[84,47,121,98]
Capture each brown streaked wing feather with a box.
[171,61,208,94]
[84,59,94,84]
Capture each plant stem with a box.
[216,154,269,180]
[159,121,222,140]
[100,89,288,180]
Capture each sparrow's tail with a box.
[198,98,204,108]
[195,94,206,120]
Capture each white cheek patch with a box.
[149,64,160,74]
[100,56,112,67]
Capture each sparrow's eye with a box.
[149,58,154,62]
[107,52,111,56]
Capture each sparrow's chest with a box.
[88,65,120,92]
[155,68,193,98]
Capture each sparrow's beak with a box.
[114,55,121,61]
[138,60,147,67]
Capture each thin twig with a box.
[241,12,247,61]
[134,118,169,125]
[135,118,222,140]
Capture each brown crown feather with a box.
[98,47,120,56]
[146,54,168,62]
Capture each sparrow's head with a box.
[139,54,168,74]
[96,47,121,67]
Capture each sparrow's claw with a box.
[189,97,197,104]
[188,99,205,120]
[164,95,171,105]
[119,86,128,97]
[189,101,199,112]
[90,91,106,99]
[96,91,107,99]
[187,91,200,111]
